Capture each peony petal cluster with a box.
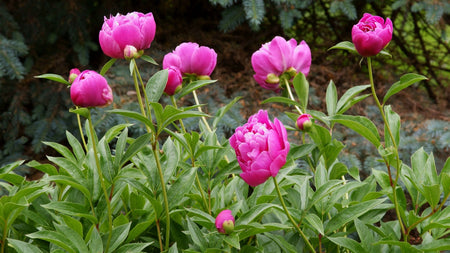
[230,110,290,187]
[162,42,217,77]
[215,209,235,234]
[296,113,313,131]
[164,67,183,96]
[251,36,311,91]
[70,70,113,108]
[352,13,393,57]
[99,12,156,59]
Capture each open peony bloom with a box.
[230,110,290,187]
[99,12,156,59]
[251,36,311,91]
[164,67,183,96]
[70,70,113,107]
[215,210,235,234]
[162,42,217,77]
[352,13,393,57]
[296,113,313,131]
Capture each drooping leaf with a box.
[383,73,427,104]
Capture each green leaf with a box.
[261,96,302,108]
[308,124,331,150]
[47,175,91,199]
[27,230,77,253]
[146,69,168,103]
[175,79,217,99]
[100,58,117,76]
[43,141,76,163]
[328,41,358,54]
[140,54,158,65]
[289,143,316,160]
[7,238,43,253]
[327,236,367,253]
[26,160,58,176]
[86,225,103,253]
[336,84,370,114]
[384,105,401,148]
[108,109,155,133]
[236,203,279,226]
[119,133,151,167]
[422,184,441,209]
[42,202,97,224]
[186,217,207,251]
[330,114,381,148]
[223,233,240,250]
[292,72,309,111]
[383,73,427,104]
[326,80,337,116]
[304,213,324,234]
[66,131,85,162]
[238,223,291,241]
[35,73,70,85]
[326,198,387,233]
[54,223,89,253]
[69,107,90,118]
[212,96,241,129]
[115,243,153,253]
[105,223,131,253]
[329,162,348,180]
[126,220,153,243]
[167,167,196,209]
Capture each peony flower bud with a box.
[99,12,156,59]
[162,42,217,78]
[68,68,81,84]
[352,13,393,57]
[215,210,235,234]
[296,114,313,131]
[164,67,183,96]
[251,36,311,91]
[70,70,113,107]
[124,45,143,60]
[230,110,290,187]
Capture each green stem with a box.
[272,177,315,252]
[133,60,152,119]
[170,96,187,134]
[152,142,171,250]
[283,78,303,115]
[192,90,212,133]
[87,110,113,252]
[76,106,88,152]
[367,57,406,237]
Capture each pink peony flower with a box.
[215,210,235,234]
[162,42,217,77]
[70,70,113,107]
[99,12,156,59]
[296,113,313,131]
[164,67,183,96]
[251,36,311,91]
[68,68,81,84]
[352,13,393,57]
[230,110,290,187]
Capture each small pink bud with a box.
[124,45,138,60]
[215,210,235,234]
[296,114,313,131]
[68,68,81,84]
[70,70,113,108]
[164,67,183,96]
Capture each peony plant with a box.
[5,9,447,253]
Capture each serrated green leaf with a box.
[383,73,427,104]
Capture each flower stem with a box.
[76,106,88,152]
[170,95,187,133]
[283,78,303,115]
[151,141,171,250]
[272,177,315,252]
[87,110,113,252]
[367,57,406,237]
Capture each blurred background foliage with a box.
[0,0,448,171]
